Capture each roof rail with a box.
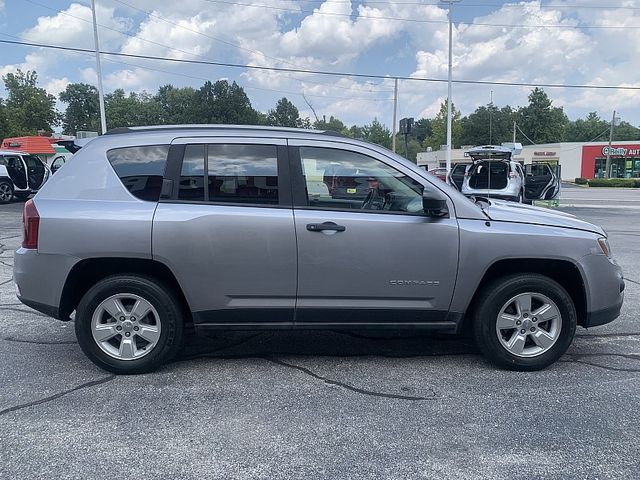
[104,124,346,138]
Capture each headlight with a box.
[597,237,612,257]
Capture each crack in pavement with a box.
[576,331,640,338]
[0,277,14,287]
[3,336,77,345]
[0,307,50,317]
[0,375,116,417]
[0,260,14,268]
[626,278,640,286]
[266,357,437,401]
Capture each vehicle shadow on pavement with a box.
[179,329,479,362]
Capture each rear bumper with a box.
[13,247,78,320]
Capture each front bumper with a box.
[579,254,625,328]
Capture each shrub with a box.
[574,177,588,185]
[588,178,640,188]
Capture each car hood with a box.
[484,200,605,236]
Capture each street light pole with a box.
[392,78,398,153]
[604,110,616,179]
[91,0,107,135]
[441,0,460,174]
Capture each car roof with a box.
[0,149,29,155]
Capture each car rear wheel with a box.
[0,180,13,204]
[472,274,576,371]
[75,275,185,374]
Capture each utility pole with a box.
[489,90,493,145]
[91,0,107,135]
[604,110,616,179]
[441,0,460,174]
[513,120,516,143]
[392,78,398,153]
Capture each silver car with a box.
[13,126,624,373]
[451,145,560,203]
[0,149,50,203]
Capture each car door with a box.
[2,155,27,189]
[153,137,297,326]
[50,155,66,174]
[289,139,459,326]
[22,155,48,190]
[449,163,467,190]
[524,163,560,200]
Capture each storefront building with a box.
[582,144,640,179]
[417,140,640,181]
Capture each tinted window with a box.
[528,164,552,176]
[300,147,424,214]
[107,145,169,201]
[207,144,278,204]
[23,155,43,168]
[179,145,205,201]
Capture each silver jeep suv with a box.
[13,126,624,373]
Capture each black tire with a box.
[472,274,576,371]
[0,180,14,204]
[75,275,185,374]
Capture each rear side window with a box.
[177,144,279,205]
[107,145,169,201]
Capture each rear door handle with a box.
[306,222,346,232]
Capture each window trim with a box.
[289,143,430,217]
[161,137,291,208]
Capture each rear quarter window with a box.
[107,145,169,201]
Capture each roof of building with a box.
[0,136,57,154]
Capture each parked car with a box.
[428,167,448,181]
[449,146,560,203]
[0,150,50,204]
[14,126,624,374]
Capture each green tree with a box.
[196,80,258,125]
[565,112,609,142]
[516,88,568,144]
[413,118,432,144]
[613,120,640,141]
[156,85,198,124]
[0,99,9,141]
[424,100,462,150]
[460,104,514,146]
[268,97,309,128]
[361,118,392,149]
[313,115,349,135]
[2,70,59,136]
[105,89,161,128]
[59,83,100,135]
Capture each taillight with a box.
[22,199,40,249]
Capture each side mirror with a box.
[422,193,449,218]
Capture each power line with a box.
[278,0,640,10]
[23,0,392,94]
[3,39,639,91]
[198,0,640,29]
[110,0,393,93]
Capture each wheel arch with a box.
[462,258,588,331]
[59,257,192,323]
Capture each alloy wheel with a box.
[0,183,12,202]
[495,292,562,357]
[91,293,161,360]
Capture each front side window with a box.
[107,145,169,201]
[299,146,424,214]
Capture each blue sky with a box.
[1,0,639,129]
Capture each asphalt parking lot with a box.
[1,186,639,480]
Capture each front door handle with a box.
[306,222,346,232]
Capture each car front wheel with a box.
[472,274,576,371]
[75,275,185,374]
